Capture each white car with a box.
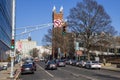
[85,61,101,69]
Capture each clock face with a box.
[54,19,62,28]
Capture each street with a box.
[19,62,120,80]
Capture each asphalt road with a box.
[19,61,120,80]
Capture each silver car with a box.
[78,60,86,68]
[45,60,57,70]
[57,60,66,67]
[85,61,101,69]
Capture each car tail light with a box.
[21,68,24,71]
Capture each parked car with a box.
[85,61,101,69]
[65,59,71,65]
[71,60,78,66]
[78,60,86,68]
[21,64,35,74]
[66,59,74,65]
[1,65,8,70]
[56,60,66,67]
[34,58,39,62]
[45,60,57,70]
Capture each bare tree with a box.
[67,0,116,60]
[42,29,52,46]
[43,28,75,59]
[30,48,39,58]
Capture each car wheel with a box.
[98,68,101,70]
[88,65,91,69]
[21,73,23,75]
[32,71,34,74]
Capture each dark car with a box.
[21,64,34,74]
[24,60,37,71]
[45,60,57,70]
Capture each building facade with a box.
[16,39,37,58]
[36,46,52,59]
[0,0,13,61]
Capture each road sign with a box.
[10,52,15,57]
[75,42,79,50]
[54,19,62,27]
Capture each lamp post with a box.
[10,0,16,78]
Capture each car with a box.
[24,61,37,71]
[85,61,101,69]
[1,65,8,70]
[75,61,80,66]
[56,60,66,67]
[40,58,45,62]
[78,60,86,68]
[45,60,57,70]
[71,60,78,66]
[21,64,35,74]
[34,58,39,62]
[66,59,74,65]
[65,59,71,65]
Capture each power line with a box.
[16,23,53,36]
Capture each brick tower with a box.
[52,6,67,59]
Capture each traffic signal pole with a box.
[10,0,16,78]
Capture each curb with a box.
[14,69,21,80]
[102,68,120,72]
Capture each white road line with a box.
[67,65,120,79]
[59,67,98,80]
[36,64,54,78]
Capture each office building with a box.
[16,39,37,58]
[0,0,13,61]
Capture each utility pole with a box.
[10,0,16,78]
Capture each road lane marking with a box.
[36,64,54,78]
[58,68,98,80]
[58,68,79,77]
[67,65,120,79]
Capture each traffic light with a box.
[11,39,15,50]
[62,26,66,35]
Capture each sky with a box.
[16,0,120,46]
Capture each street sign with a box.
[54,19,62,27]
[10,52,15,57]
[18,41,22,51]
[75,42,79,50]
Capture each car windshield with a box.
[22,64,32,68]
[92,61,99,63]
[48,61,56,64]
[59,60,64,62]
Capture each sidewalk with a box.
[0,63,21,80]
[101,63,120,72]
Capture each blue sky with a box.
[16,0,120,46]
